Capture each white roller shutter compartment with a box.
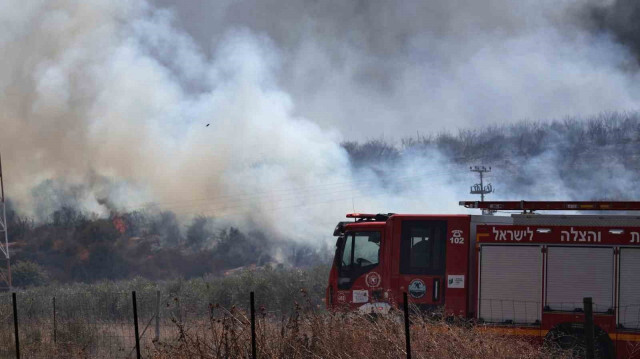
[619,248,640,329]
[546,247,613,313]
[479,245,542,324]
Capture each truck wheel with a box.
[544,323,614,359]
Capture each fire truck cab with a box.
[326,201,640,359]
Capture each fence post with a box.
[12,292,20,359]
[132,291,141,359]
[403,292,411,359]
[52,296,57,344]
[250,291,257,359]
[177,295,182,324]
[583,297,595,359]
[154,290,160,342]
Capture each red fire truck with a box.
[326,201,640,359]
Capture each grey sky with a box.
[1,0,639,239]
[153,0,640,138]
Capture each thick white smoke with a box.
[154,0,640,137]
[0,0,452,241]
[1,0,639,242]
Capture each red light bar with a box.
[459,201,640,211]
[346,213,378,219]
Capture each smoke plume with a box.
[1,0,640,244]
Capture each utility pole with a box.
[0,153,11,289]
[470,166,494,206]
[470,166,494,215]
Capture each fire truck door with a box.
[395,220,447,307]
[619,248,640,329]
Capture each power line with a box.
[193,181,442,220]
[114,158,636,217]
[0,152,11,289]
[117,167,470,213]
[114,139,640,213]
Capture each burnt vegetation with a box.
[344,111,640,201]
[346,112,640,165]
[4,206,329,286]
[7,111,640,287]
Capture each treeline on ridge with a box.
[7,111,640,287]
[343,111,640,201]
[4,206,329,286]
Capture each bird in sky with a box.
[206,123,210,127]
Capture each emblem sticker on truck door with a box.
[352,290,369,303]
[365,272,381,288]
[408,279,427,298]
[447,275,465,288]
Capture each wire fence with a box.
[478,299,542,325]
[619,305,640,330]
[0,290,296,359]
[3,291,640,358]
[0,292,16,358]
[477,299,638,328]
[7,291,147,358]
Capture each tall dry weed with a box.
[151,297,569,359]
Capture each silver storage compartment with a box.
[619,248,640,329]
[546,246,613,313]
[479,245,542,323]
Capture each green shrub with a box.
[12,261,49,287]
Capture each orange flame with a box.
[112,216,126,234]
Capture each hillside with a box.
[6,112,640,286]
[345,112,640,201]
[4,208,329,285]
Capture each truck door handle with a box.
[433,278,440,302]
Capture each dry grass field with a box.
[3,303,573,359]
[150,306,569,359]
[0,269,577,358]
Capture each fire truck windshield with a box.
[337,231,380,289]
